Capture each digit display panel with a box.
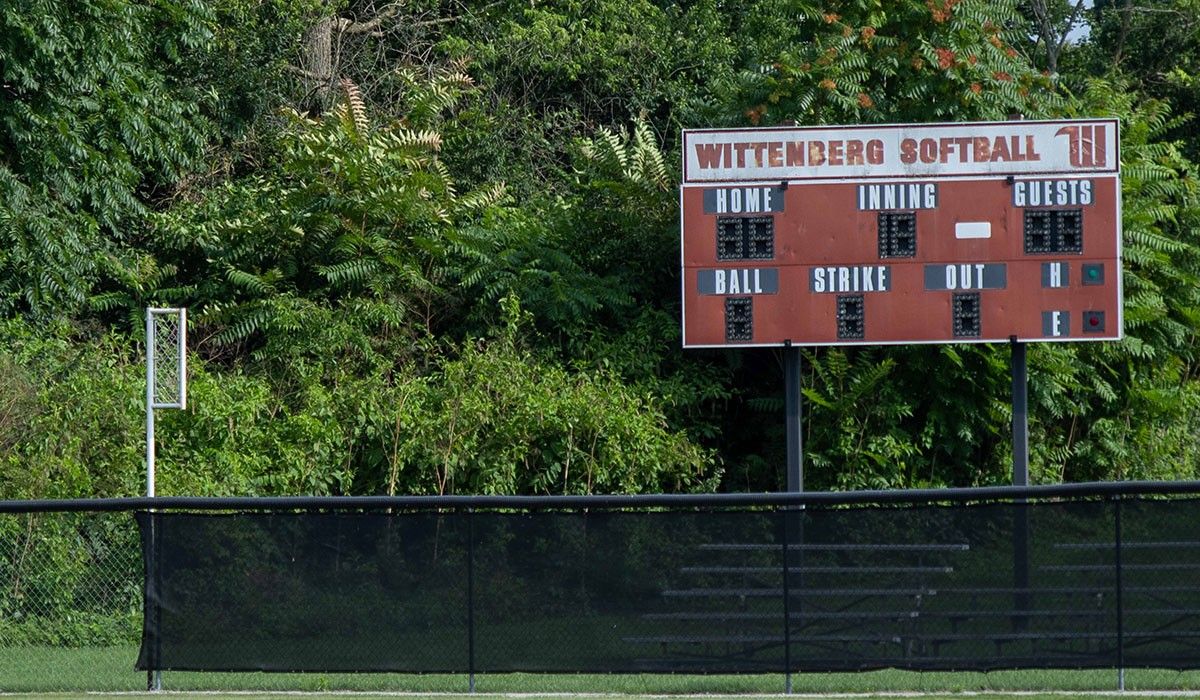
[681,119,1121,347]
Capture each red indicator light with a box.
[1089,316,1100,326]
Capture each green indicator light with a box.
[1087,268,1100,279]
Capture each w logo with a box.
[1056,124,1107,168]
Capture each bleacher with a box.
[626,528,1200,671]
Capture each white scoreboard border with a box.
[681,118,1120,183]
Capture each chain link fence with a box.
[6,485,1200,692]
[0,511,477,693]
[0,511,143,691]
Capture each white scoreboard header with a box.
[683,119,1119,183]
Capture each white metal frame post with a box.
[146,310,155,499]
[145,307,186,692]
[146,307,188,496]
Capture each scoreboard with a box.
[680,119,1121,347]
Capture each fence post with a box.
[155,514,164,689]
[1012,500,1030,633]
[1011,340,1030,634]
[139,510,164,692]
[1114,495,1125,691]
[780,509,793,694]
[468,507,476,694]
[783,339,803,693]
[144,514,157,691]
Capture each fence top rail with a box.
[2,479,1200,514]
[699,543,971,551]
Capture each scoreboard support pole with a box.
[1011,339,1031,637]
[1011,339,1029,486]
[784,341,803,493]
[783,341,803,694]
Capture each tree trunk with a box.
[1113,0,1134,65]
[295,3,401,111]
[301,14,335,106]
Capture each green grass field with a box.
[7,645,1200,696]
[9,695,1200,700]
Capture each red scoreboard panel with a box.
[680,119,1121,347]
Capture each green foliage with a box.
[351,298,719,496]
[0,512,141,648]
[1027,80,1200,482]
[724,0,1065,126]
[801,350,918,490]
[444,119,673,336]
[0,611,140,647]
[0,319,144,499]
[5,0,1200,507]
[443,205,630,334]
[0,300,717,499]
[1080,0,1200,159]
[444,0,736,127]
[155,75,500,351]
[191,0,324,142]
[433,0,738,198]
[0,0,211,317]
[0,315,347,497]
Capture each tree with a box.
[0,0,211,317]
[7,0,1200,499]
[292,1,402,108]
[1081,0,1200,158]
[722,0,1065,127]
[1027,0,1089,75]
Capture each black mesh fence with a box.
[1118,498,1200,667]
[468,509,786,673]
[138,511,469,672]
[5,483,1200,682]
[128,490,1200,674]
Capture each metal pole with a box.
[1011,339,1029,486]
[153,512,163,691]
[784,342,803,493]
[782,341,803,692]
[780,510,793,694]
[146,309,156,499]
[1011,339,1030,634]
[1115,496,1125,691]
[467,508,476,694]
[144,310,162,692]
[145,510,160,692]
